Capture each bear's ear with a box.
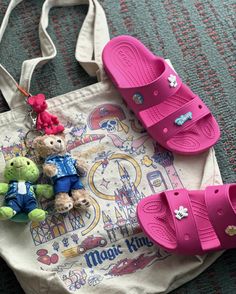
[57,132,66,140]
[27,96,34,106]
[32,136,45,149]
[37,93,46,101]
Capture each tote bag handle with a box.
[0,0,110,110]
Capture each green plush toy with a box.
[0,156,53,222]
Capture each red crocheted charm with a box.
[27,94,64,135]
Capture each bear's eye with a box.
[50,141,54,145]
[10,162,14,166]
[57,139,61,143]
[27,161,30,165]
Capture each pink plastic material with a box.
[27,94,64,135]
[102,35,220,155]
[137,184,236,255]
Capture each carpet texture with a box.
[0,0,235,293]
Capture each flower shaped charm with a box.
[174,206,188,220]
[225,225,236,236]
[168,74,178,88]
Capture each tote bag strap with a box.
[0,0,110,110]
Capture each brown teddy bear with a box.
[33,134,91,213]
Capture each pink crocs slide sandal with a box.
[102,35,220,155]
[137,184,236,255]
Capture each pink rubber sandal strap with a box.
[165,189,202,254]
[119,58,182,113]
[139,96,211,141]
[205,184,236,248]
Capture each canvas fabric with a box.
[0,0,223,293]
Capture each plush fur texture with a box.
[28,94,64,135]
[33,134,91,213]
[0,157,53,222]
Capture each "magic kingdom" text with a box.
[84,236,153,268]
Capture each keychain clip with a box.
[24,129,44,148]
[17,84,65,135]
[23,129,44,163]
[28,110,37,130]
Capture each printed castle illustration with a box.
[31,161,144,245]
[102,161,144,242]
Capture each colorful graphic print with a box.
[152,144,183,189]
[0,104,183,292]
[62,235,107,258]
[146,170,167,193]
[108,134,150,155]
[36,249,59,265]
[88,104,129,133]
[30,197,101,245]
[106,250,170,276]
[61,269,87,291]
[89,153,142,201]
[0,142,26,161]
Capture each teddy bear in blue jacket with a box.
[33,134,91,213]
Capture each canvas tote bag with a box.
[0,0,223,293]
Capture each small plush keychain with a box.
[0,85,64,222]
[1,85,87,217]
[27,94,64,135]
[33,134,91,214]
[0,156,53,222]
[16,85,64,136]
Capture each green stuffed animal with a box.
[0,156,53,222]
